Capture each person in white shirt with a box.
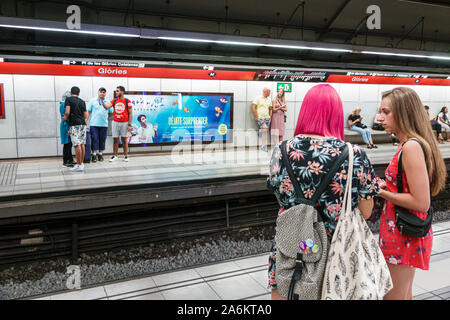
[437,106,450,141]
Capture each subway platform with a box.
[1,143,450,199]
[32,219,450,300]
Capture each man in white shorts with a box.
[103,86,133,162]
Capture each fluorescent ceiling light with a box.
[158,36,353,53]
[361,50,450,61]
[157,36,262,46]
[0,24,139,37]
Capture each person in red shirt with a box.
[103,86,133,162]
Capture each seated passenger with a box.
[348,106,377,149]
[267,84,380,300]
[437,106,450,142]
[424,105,444,144]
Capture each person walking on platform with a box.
[377,87,446,300]
[87,87,113,162]
[103,86,133,162]
[59,91,75,168]
[62,86,88,172]
[267,84,380,300]
[252,87,272,152]
[437,106,450,142]
[270,87,287,145]
[348,106,377,149]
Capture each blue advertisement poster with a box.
[125,92,233,145]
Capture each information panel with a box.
[125,91,233,145]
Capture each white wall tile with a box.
[220,80,247,102]
[340,84,360,102]
[359,102,380,128]
[0,102,16,138]
[359,84,381,102]
[128,78,161,92]
[54,76,93,102]
[232,102,247,130]
[428,86,446,102]
[92,77,129,102]
[285,101,297,131]
[161,79,191,92]
[412,85,430,102]
[14,75,55,101]
[191,80,220,93]
[15,102,56,138]
[445,86,450,102]
[18,138,57,157]
[246,82,276,103]
[293,82,317,102]
[0,74,15,101]
[0,139,17,159]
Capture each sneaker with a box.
[62,162,74,168]
[84,159,90,164]
[70,164,80,171]
[124,156,129,162]
[91,155,97,163]
[261,146,268,152]
[372,144,378,149]
[97,154,104,162]
[109,156,118,162]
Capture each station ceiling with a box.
[0,0,449,73]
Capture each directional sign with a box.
[277,83,292,92]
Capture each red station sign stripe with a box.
[326,75,450,86]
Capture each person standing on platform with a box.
[377,87,446,300]
[267,84,379,300]
[62,86,88,172]
[252,87,272,152]
[270,88,287,145]
[87,87,113,162]
[59,91,75,168]
[102,86,133,162]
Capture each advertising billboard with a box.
[125,91,233,145]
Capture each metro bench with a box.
[344,128,393,144]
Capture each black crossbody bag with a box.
[395,139,433,238]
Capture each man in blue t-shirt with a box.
[87,87,113,162]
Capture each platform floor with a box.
[33,220,450,300]
[2,143,450,198]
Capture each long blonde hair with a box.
[382,87,446,196]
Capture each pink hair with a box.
[294,84,344,140]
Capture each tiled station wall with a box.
[0,74,449,159]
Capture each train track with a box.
[0,160,448,270]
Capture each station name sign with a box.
[0,59,448,86]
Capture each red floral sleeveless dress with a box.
[379,148,433,270]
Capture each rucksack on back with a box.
[275,140,348,300]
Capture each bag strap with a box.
[280,140,349,206]
[397,138,429,196]
[342,143,354,213]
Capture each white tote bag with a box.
[321,143,393,300]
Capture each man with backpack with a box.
[102,86,133,162]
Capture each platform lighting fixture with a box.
[0,24,140,38]
[158,36,353,53]
[361,51,450,61]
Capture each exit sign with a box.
[277,83,292,92]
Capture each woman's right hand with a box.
[377,177,387,190]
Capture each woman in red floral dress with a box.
[377,87,446,300]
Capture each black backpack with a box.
[111,98,131,115]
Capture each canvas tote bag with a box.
[321,143,393,300]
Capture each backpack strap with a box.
[280,140,349,207]
[311,144,349,205]
[280,140,311,205]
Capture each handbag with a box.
[322,143,393,300]
[395,139,433,238]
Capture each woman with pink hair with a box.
[267,84,381,300]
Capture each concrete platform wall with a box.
[0,74,449,158]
